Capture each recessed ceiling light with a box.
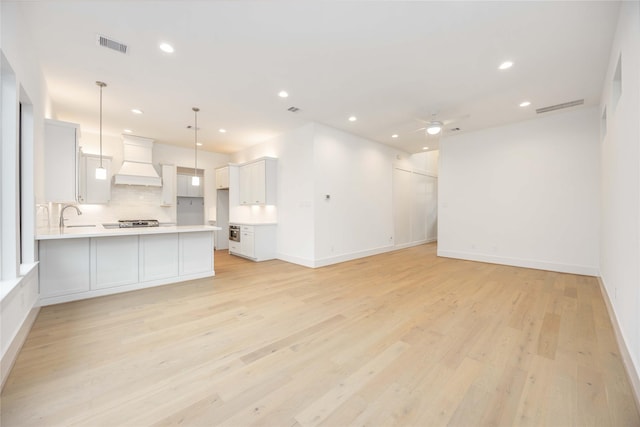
[219,128,227,133]
[392,134,399,138]
[278,91,289,98]
[423,147,429,150]
[499,61,514,70]
[131,108,143,114]
[196,142,203,146]
[348,116,357,122]
[159,43,174,53]
[123,129,133,133]
[519,101,531,107]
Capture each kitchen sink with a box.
[66,225,96,228]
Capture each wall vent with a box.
[97,34,128,54]
[287,106,300,113]
[536,99,584,114]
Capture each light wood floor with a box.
[1,244,639,426]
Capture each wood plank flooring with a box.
[1,244,638,426]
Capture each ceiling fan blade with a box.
[442,113,470,126]
[412,127,426,133]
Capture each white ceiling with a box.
[18,1,620,154]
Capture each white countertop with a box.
[229,222,278,226]
[36,224,221,240]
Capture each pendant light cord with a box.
[193,107,199,177]
[96,81,107,169]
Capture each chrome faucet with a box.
[59,204,82,228]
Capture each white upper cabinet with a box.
[239,158,276,205]
[78,152,111,204]
[44,119,79,203]
[215,166,229,189]
[177,173,203,197]
[161,164,177,206]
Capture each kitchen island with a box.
[36,225,220,306]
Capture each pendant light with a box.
[191,107,200,186]
[95,81,107,180]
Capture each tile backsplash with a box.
[39,185,176,227]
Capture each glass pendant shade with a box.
[191,175,200,186]
[95,166,107,180]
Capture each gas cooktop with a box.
[118,219,160,228]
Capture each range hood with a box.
[113,135,162,186]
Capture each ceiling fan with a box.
[414,112,469,139]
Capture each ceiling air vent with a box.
[287,106,300,113]
[536,99,584,114]
[97,34,128,54]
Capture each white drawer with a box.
[241,225,254,232]
[229,241,241,253]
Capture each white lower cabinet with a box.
[91,235,139,289]
[241,229,255,259]
[38,230,215,305]
[40,239,91,297]
[229,224,276,261]
[180,232,213,275]
[229,240,241,254]
[140,234,179,282]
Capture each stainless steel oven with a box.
[229,225,240,242]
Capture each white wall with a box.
[231,123,316,266]
[57,132,230,225]
[313,124,396,264]
[438,106,600,276]
[0,2,49,387]
[599,0,640,399]
[230,122,436,267]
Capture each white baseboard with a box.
[276,253,315,268]
[437,249,599,276]
[278,241,436,269]
[1,305,40,391]
[313,244,396,268]
[597,276,640,415]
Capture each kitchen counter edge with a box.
[36,225,221,240]
[228,222,278,226]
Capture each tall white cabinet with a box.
[44,119,79,203]
[161,164,177,206]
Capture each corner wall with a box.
[230,122,435,268]
[231,123,316,266]
[599,0,640,402]
[438,106,600,276]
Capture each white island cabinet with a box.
[37,226,218,306]
[39,238,91,297]
[140,234,179,281]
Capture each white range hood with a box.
[113,135,162,186]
